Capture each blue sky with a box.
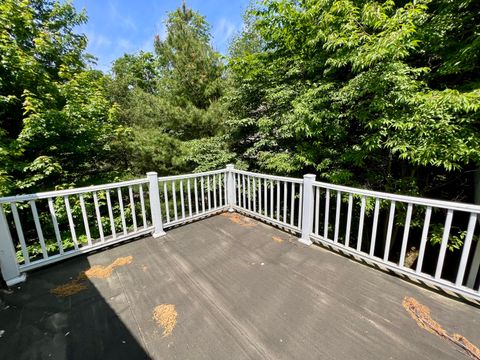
[72,0,249,72]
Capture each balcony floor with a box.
[1,213,480,360]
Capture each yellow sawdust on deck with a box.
[221,212,256,227]
[403,297,480,360]
[153,304,178,337]
[272,236,284,243]
[49,279,87,297]
[50,256,133,297]
[80,256,133,279]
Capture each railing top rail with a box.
[313,180,480,214]
[232,169,303,184]
[0,178,149,204]
[158,168,226,182]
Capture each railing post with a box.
[299,174,316,246]
[0,206,26,285]
[226,164,235,212]
[147,172,166,238]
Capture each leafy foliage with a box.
[108,3,235,175]
[0,0,123,196]
[226,0,480,202]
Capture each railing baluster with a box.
[314,187,320,235]
[201,176,205,213]
[283,181,287,223]
[247,176,251,211]
[218,174,223,207]
[105,191,116,240]
[180,180,185,219]
[47,198,63,254]
[253,177,257,213]
[139,185,147,229]
[345,193,353,247]
[467,236,480,289]
[213,175,217,209]
[258,178,262,214]
[416,206,432,273]
[93,191,105,242]
[276,180,280,222]
[163,181,170,223]
[207,176,212,210]
[63,197,79,250]
[369,198,380,256]
[435,209,454,279]
[298,183,303,228]
[383,201,396,262]
[324,189,330,239]
[117,188,127,235]
[129,186,138,232]
[290,182,295,226]
[237,174,240,207]
[195,177,199,215]
[356,196,366,251]
[223,173,227,206]
[399,203,413,267]
[334,191,341,243]
[172,180,178,221]
[79,194,92,246]
[456,213,477,286]
[242,175,246,209]
[270,179,274,219]
[187,178,192,217]
[30,200,49,257]
[10,203,30,263]
[264,178,268,217]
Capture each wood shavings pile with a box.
[403,297,480,360]
[49,279,87,297]
[80,256,133,279]
[272,236,284,243]
[50,256,133,297]
[221,212,256,227]
[153,304,178,337]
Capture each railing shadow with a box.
[0,254,151,360]
[311,240,480,309]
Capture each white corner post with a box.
[147,172,166,238]
[226,164,235,212]
[299,174,316,246]
[0,206,26,286]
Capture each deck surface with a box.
[1,213,480,360]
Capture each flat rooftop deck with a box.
[1,213,479,359]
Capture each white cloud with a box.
[117,38,134,50]
[213,17,237,52]
[107,0,137,32]
[85,31,112,50]
[139,37,154,53]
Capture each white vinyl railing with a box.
[231,170,480,302]
[230,169,304,233]
[0,166,479,302]
[159,169,228,228]
[0,177,155,283]
[308,180,480,301]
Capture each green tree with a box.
[227,0,480,200]
[109,3,235,175]
[0,0,122,195]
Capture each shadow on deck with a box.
[1,213,480,359]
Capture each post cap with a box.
[226,164,235,170]
[146,172,158,176]
[303,174,316,180]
